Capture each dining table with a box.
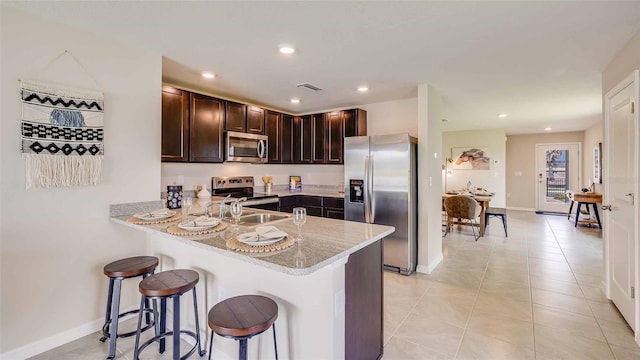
[443,192,494,237]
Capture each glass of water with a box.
[230,201,243,232]
[292,207,307,241]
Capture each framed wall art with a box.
[450,147,490,170]
[593,142,602,184]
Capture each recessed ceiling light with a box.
[357,86,369,92]
[201,72,215,79]
[290,98,300,104]
[544,127,552,131]
[279,46,295,54]
[497,113,508,118]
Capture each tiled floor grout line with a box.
[382,284,431,348]
[451,234,495,359]
[527,223,538,360]
[544,216,617,359]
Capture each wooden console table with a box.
[570,192,602,229]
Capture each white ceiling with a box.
[6,1,640,134]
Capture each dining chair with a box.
[443,195,482,241]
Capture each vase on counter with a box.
[167,185,182,209]
[197,184,211,199]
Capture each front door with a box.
[605,71,638,330]
[535,143,580,213]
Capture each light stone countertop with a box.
[110,207,393,276]
[258,188,344,198]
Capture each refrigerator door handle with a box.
[369,155,375,222]
[364,156,371,223]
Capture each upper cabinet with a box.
[161,85,366,165]
[265,110,281,163]
[225,101,247,132]
[161,86,190,162]
[294,115,313,163]
[225,102,265,135]
[189,93,225,163]
[246,106,265,134]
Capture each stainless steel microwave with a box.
[225,131,268,163]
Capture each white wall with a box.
[0,6,161,356]
[443,129,507,208]
[363,97,418,137]
[162,163,343,192]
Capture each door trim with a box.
[534,142,581,212]
[603,70,640,339]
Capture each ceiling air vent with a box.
[296,83,323,92]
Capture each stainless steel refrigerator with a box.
[344,133,418,275]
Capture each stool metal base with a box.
[208,324,278,360]
[134,287,205,360]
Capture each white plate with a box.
[133,209,175,221]
[178,217,220,231]
[238,232,286,246]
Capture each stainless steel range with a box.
[211,176,279,210]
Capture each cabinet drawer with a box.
[304,206,323,217]
[279,196,297,208]
[296,195,322,207]
[323,197,344,209]
[324,208,344,220]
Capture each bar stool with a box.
[133,269,205,360]
[100,256,158,360]
[207,295,278,360]
[484,207,508,237]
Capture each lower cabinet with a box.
[278,195,344,219]
[345,240,383,360]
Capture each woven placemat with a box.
[166,222,228,236]
[127,214,182,225]
[226,235,295,253]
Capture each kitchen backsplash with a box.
[161,162,344,192]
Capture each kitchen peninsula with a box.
[110,201,394,359]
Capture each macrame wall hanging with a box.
[20,50,104,189]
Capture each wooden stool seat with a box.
[134,269,205,360]
[104,256,159,278]
[139,269,199,297]
[208,295,278,360]
[101,256,159,360]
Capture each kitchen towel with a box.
[20,79,104,189]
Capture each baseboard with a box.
[506,207,535,212]
[416,252,443,274]
[0,305,137,360]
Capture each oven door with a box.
[226,131,268,163]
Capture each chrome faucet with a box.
[205,194,231,218]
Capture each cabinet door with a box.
[161,86,189,162]
[281,114,294,164]
[265,110,281,163]
[326,111,344,164]
[294,115,312,163]
[190,94,224,162]
[344,108,367,137]
[225,101,246,132]
[246,106,265,134]
[312,113,326,163]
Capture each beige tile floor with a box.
[383,210,640,360]
[28,211,640,359]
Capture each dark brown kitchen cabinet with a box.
[281,114,294,164]
[326,111,344,164]
[346,240,383,360]
[296,195,323,216]
[294,115,312,163]
[189,94,225,163]
[265,110,281,163]
[312,113,326,163]
[344,108,367,137]
[161,86,190,162]
[323,197,344,219]
[225,101,246,132]
[246,106,265,134]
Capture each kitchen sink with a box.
[237,213,291,225]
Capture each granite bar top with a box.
[110,205,393,276]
